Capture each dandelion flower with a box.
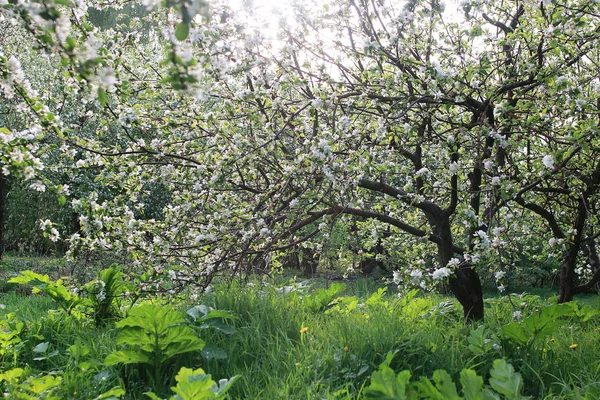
[569,344,578,350]
[300,327,308,335]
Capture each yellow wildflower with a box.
[300,327,308,335]
[570,343,578,350]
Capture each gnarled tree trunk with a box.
[434,217,484,321]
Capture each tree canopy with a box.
[1,0,599,320]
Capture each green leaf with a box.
[202,319,236,334]
[489,359,522,400]
[22,374,62,394]
[212,375,240,397]
[98,87,108,106]
[501,323,529,345]
[432,370,460,399]
[175,22,190,41]
[460,369,484,400]
[105,350,152,366]
[33,341,50,353]
[204,309,237,320]
[171,367,216,399]
[201,344,228,360]
[363,352,410,399]
[93,387,127,400]
[415,376,444,399]
[0,368,25,384]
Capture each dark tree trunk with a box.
[574,239,600,294]
[448,263,484,321]
[434,217,484,321]
[0,173,5,260]
[558,248,578,303]
[558,197,587,303]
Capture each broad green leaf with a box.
[489,359,522,400]
[0,367,25,384]
[460,369,484,400]
[481,388,501,400]
[105,350,152,366]
[116,326,152,347]
[202,319,236,334]
[175,22,190,41]
[94,387,127,400]
[363,366,410,399]
[432,370,460,399]
[163,335,205,359]
[415,376,445,399]
[33,341,50,353]
[501,323,529,345]
[204,310,237,320]
[98,87,107,106]
[187,305,212,320]
[22,374,62,394]
[212,375,240,396]
[201,344,228,360]
[171,367,216,399]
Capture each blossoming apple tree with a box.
[1,0,599,321]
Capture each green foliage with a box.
[0,313,25,367]
[8,270,85,314]
[105,303,205,390]
[83,265,128,326]
[186,304,237,335]
[501,302,600,346]
[466,325,498,356]
[186,304,237,360]
[1,278,600,398]
[303,282,347,313]
[93,387,127,400]
[488,359,523,400]
[175,22,190,41]
[362,351,411,399]
[8,266,133,325]
[363,352,525,400]
[0,368,62,400]
[145,366,239,400]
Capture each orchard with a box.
[1,0,600,398]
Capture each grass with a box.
[1,269,600,399]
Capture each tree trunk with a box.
[435,217,484,321]
[558,247,578,303]
[448,263,484,321]
[0,173,5,260]
[558,198,587,303]
[574,239,600,294]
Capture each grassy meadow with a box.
[1,258,600,399]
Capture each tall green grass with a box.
[1,278,599,399]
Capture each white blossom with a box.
[513,310,522,321]
[432,267,452,280]
[542,155,554,169]
[393,270,401,284]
